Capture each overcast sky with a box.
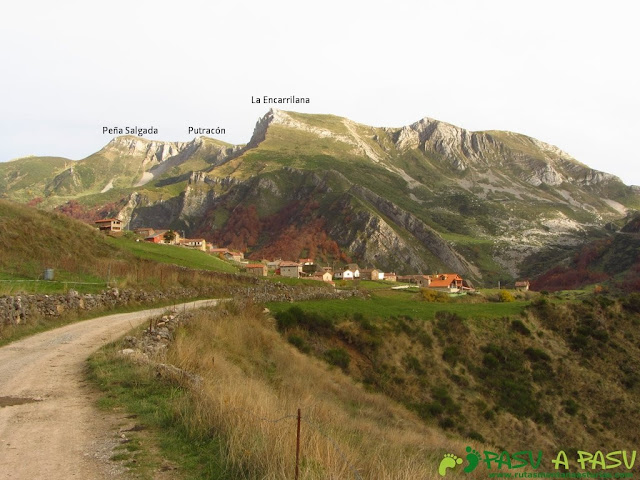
[2,0,639,185]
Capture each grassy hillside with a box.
[0,199,128,291]
[265,290,640,456]
[0,200,238,294]
[91,289,640,478]
[90,301,472,479]
[0,156,70,202]
[106,237,238,274]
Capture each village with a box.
[95,218,530,294]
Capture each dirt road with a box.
[0,299,221,479]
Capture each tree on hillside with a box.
[163,230,176,244]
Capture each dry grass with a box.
[165,301,479,479]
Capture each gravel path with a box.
[0,299,221,479]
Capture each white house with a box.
[335,264,360,280]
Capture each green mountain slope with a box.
[0,156,70,202]
[0,200,237,295]
[3,110,639,286]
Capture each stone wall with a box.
[0,283,364,326]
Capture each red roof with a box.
[246,264,265,269]
[428,273,463,288]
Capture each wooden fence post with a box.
[295,408,301,480]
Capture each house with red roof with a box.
[424,273,465,293]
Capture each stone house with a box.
[279,261,302,278]
[245,264,268,276]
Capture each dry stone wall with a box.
[0,283,363,326]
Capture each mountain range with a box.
[3,109,639,286]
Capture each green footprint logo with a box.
[464,446,481,473]
[438,453,463,477]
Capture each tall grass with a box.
[164,301,476,479]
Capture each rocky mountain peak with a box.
[246,109,277,148]
[104,136,192,167]
[247,109,340,145]
[389,117,497,171]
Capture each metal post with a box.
[295,408,301,480]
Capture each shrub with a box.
[477,343,540,418]
[275,310,297,331]
[416,330,433,348]
[287,335,310,353]
[498,290,515,302]
[275,306,334,335]
[439,418,455,429]
[442,346,461,365]
[403,354,425,374]
[323,348,350,370]
[511,319,531,336]
[421,289,451,303]
[524,347,551,363]
[435,311,468,336]
[622,293,640,313]
[563,398,579,416]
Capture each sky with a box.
[1,0,639,184]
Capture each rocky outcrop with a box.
[180,185,216,221]
[330,207,430,273]
[127,194,186,230]
[104,136,192,167]
[115,192,142,228]
[389,118,501,170]
[44,167,82,195]
[525,162,565,186]
[349,186,479,277]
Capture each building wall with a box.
[280,266,300,278]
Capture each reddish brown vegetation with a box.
[214,205,261,251]
[204,199,346,262]
[27,197,44,207]
[532,239,612,291]
[531,266,609,292]
[56,199,126,224]
[250,219,342,262]
[616,262,640,293]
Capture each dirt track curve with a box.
[0,299,221,479]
